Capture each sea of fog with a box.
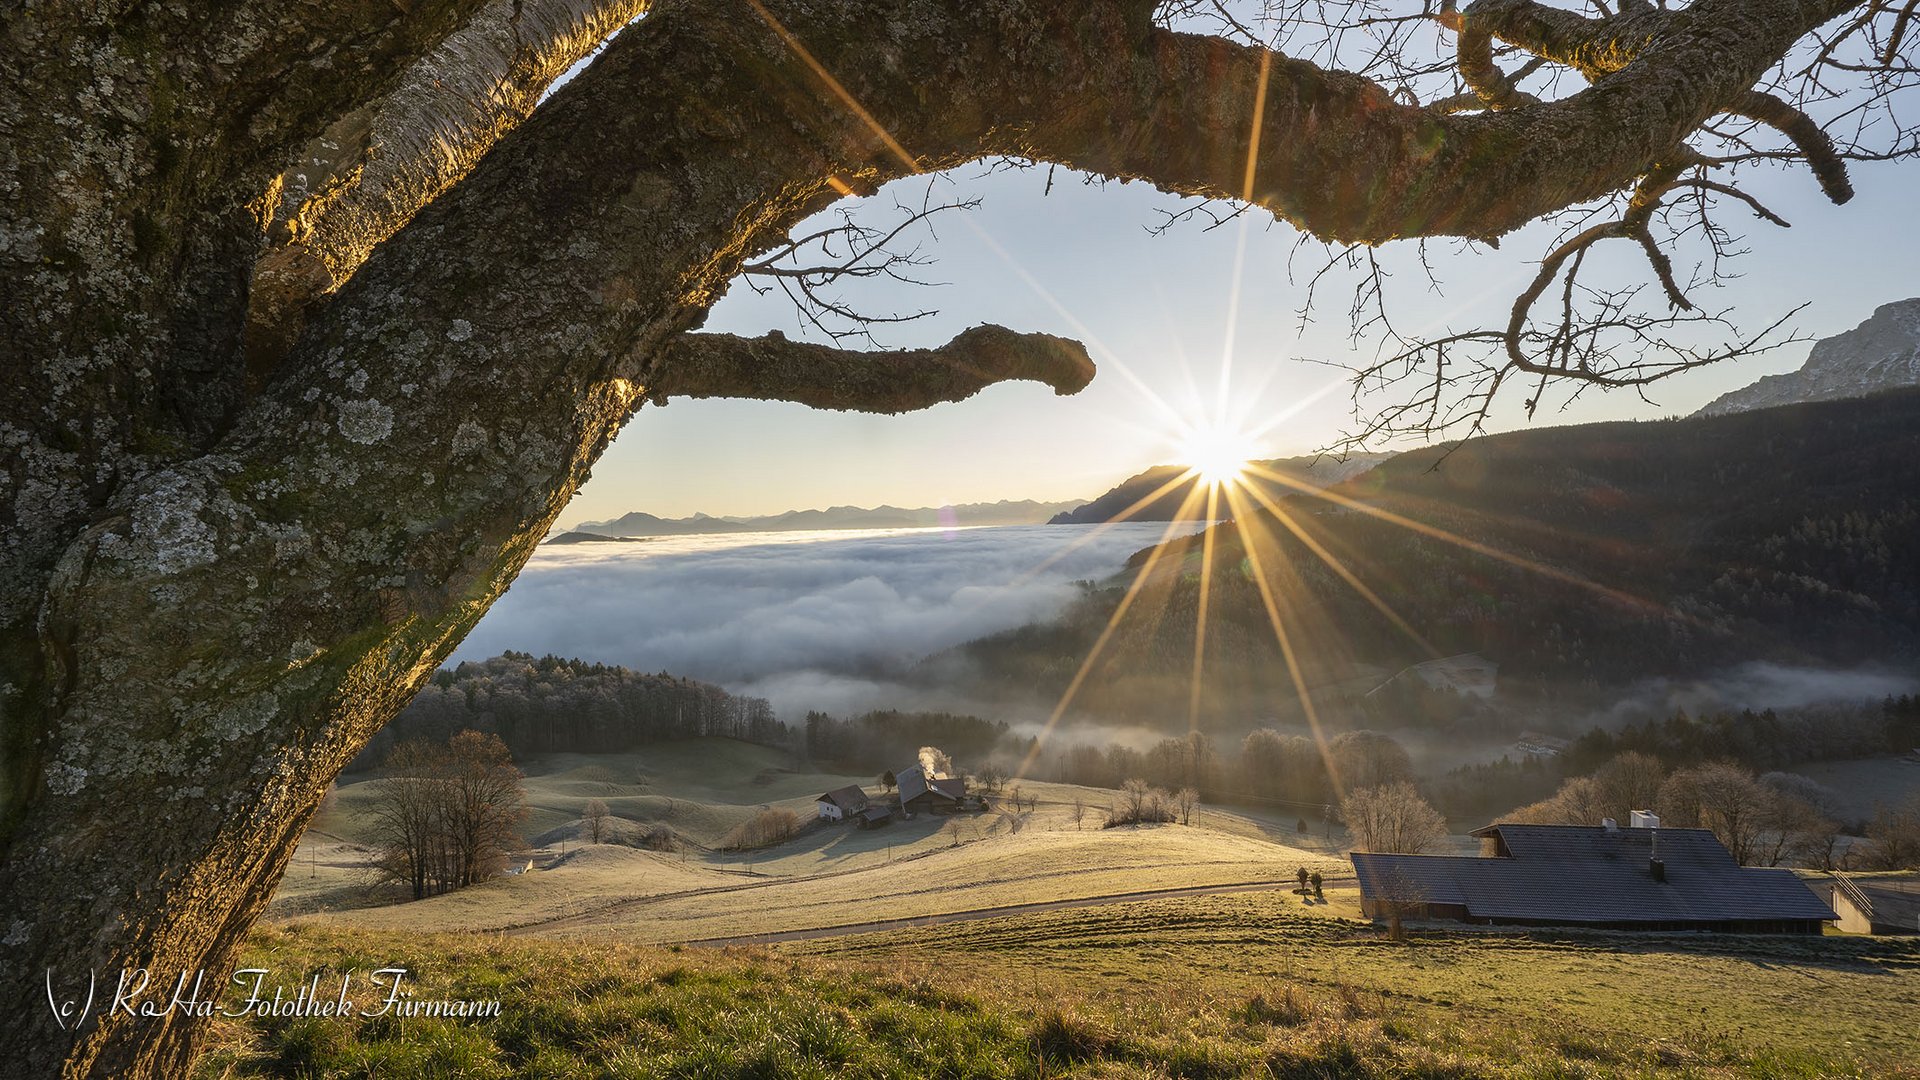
[454,522,1207,718]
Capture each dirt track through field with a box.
[521,876,1353,946]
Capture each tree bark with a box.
[654,325,1095,411]
[0,0,1873,1074]
[247,0,654,380]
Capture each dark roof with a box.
[817,785,869,811]
[858,805,894,822]
[897,766,959,805]
[1352,823,1835,925]
[930,777,966,799]
[896,766,929,805]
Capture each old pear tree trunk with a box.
[0,0,1878,1073]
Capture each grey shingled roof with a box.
[817,785,869,812]
[896,765,930,806]
[1351,824,1835,925]
[898,765,960,806]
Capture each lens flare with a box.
[1174,422,1260,488]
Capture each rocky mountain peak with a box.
[1696,299,1920,416]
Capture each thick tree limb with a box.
[248,0,651,378]
[1458,0,1671,79]
[1728,89,1857,201]
[652,325,1096,411]
[995,0,1864,245]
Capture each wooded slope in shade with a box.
[955,389,1920,710]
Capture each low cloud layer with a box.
[455,524,1198,716]
[1589,661,1920,728]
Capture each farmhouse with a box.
[897,765,967,815]
[1351,820,1836,934]
[1512,731,1571,758]
[1824,873,1920,935]
[815,785,870,822]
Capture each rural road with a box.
[673,879,1322,947]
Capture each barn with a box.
[1352,821,1836,934]
[897,765,967,815]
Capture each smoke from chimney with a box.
[918,746,952,780]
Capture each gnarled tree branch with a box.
[652,325,1096,411]
[1000,0,1863,245]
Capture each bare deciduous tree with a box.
[979,763,1009,795]
[1509,754,1669,826]
[584,797,612,844]
[368,731,528,899]
[1342,781,1449,854]
[367,740,455,903]
[5,0,1916,1072]
[1371,866,1431,942]
[1109,777,1178,826]
[718,807,803,850]
[1658,762,1776,864]
[1858,794,1920,870]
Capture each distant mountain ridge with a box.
[1047,453,1392,525]
[1697,298,1920,416]
[570,498,1083,538]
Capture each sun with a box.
[1174,422,1260,487]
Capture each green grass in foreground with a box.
[197,900,1919,1080]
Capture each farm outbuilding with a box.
[1351,822,1836,934]
[1825,874,1920,935]
[1366,653,1499,701]
[816,785,870,822]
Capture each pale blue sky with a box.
[560,147,1920,527]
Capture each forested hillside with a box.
[949,391,1920,721]
[357,653,786,766]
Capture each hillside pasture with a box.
[198,898,1920,1079]
[510,823,1347,942]
[793,891,1920,1072]
[276,742,1350,934]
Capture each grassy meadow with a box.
[273,739,1345,939]
[199,896,1920,1079]
[248,738,1919,1077]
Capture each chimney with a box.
[1644,813,1663,880]
[1602,817,1618,834]
[1629,810,1660,830]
